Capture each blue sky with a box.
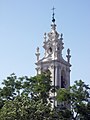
[0,0,90,86]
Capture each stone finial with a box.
[61,33,63,38]
[66,48,71,63]
[35,47,40,61]
[44,32,47,43]
[51,24,56,31]
[60,33,63,40]
[67,48,70,55]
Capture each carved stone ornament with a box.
[48,30,59,41]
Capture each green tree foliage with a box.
[0,95,53,120]
[0,71,58,120]
[0,71,90,120]
[57,80,90,120]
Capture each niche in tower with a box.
[61,70,66,88]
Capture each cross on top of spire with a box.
[52,6,55,23]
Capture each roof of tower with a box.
[35,7,71,68]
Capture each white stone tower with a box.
[35,8,71,106]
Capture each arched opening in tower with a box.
[61,70,66,88]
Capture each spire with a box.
[51,7,56,31]
[52,6,55,23]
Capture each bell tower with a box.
[35,7,71,101]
